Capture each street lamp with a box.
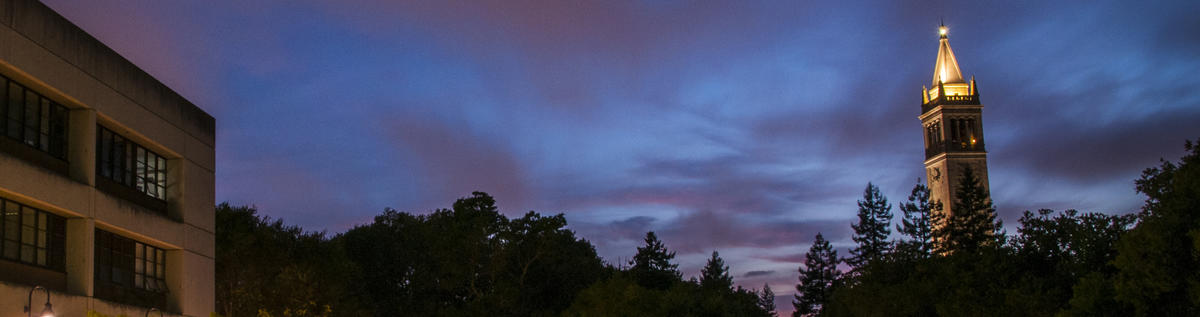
[146,308,164,317]
[23,286,54,317]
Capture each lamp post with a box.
[23,286,54,317]
[146,308,164,317]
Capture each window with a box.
[0,198,66,271]
[0,74,69,159]
[97,126,167,200]
[95,229,168,308]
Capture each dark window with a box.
[0,74,69,160]
[97,126,168,200]
[0,198,66,271]
[95,229,168,308]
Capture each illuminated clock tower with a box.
[919,24,991,222]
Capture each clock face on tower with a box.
[928,167,942,182]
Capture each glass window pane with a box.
[20,244,33,262]
[2,241,16,259]
[36,248,45,265]
[3,215,17,242]
[21,207,34,228]
[158,156,168,185]
[136,147,146,192]
[7,83,21,138]
[39,99,50,151]
[22,226,34,245]
[24,90,38,145]
[99,129,112,178]
[38,212,46,230]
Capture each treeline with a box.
[794,139,1200,316]
[215,193,774,316]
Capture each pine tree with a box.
[897,181,939,257]
[759,283,776,315]
[629,231,680,290]
[934,165,1003,254]
[848,183,893,272]
[794,233,840,317]
[700,250,733,291]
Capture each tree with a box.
[630,231,681,290]
[759,283,776,315]
[934,165,1003,254]
[1111,138,1200,316]
[341,192,605,316]
[795,233,841,317]
[215,203,365,317]
[897,181,939,257]
[848,183,893,272]
[700,251,734,291]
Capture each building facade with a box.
[0,0,214,316]
[920,25,991,222]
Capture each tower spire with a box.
[932,24,964,88]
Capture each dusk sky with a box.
[42,0,1200,311]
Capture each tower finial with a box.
[938,20,948,39]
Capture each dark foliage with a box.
[340,192,604,316]
[847,183,893,274]
[759,283,777,315]
[630,231,681,290]
[700,251,734,292]
[563,273,769,317]
[824,139,1200,316]
[215,203,365,317]
[218,192,766,317]
[1110,138,1200,315]
[795,233,841,316]
[934,165,1003,254]
[897,181,938,258]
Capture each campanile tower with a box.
[920,24,991,220]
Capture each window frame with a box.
[96,125,168,202]
[0,197,67,272]
[94,229,169,308]
[0,73,70,161]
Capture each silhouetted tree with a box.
[935,165,1003,254]
[563,274,769,317]
[341,192,604,316]
[1111,138,1200,316]
[700,251,734,291]
[759,283,776,315]
[1011,209,1136,316]
[215,203,365,317]
[848,183,893,273]
[795,233,840,317]
[897,181,938,258]
[630,231,681,290]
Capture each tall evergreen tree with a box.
[700,251,734,291]
[934,165,1003,254]
[794,233,840,317]
[848,182,893,271]
[630,231,680,290]
[759,283,776,315]
[897,181,939,257]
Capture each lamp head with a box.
[39,303,54,317]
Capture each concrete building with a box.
[919,25,992,227]
[0,0,214,316]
